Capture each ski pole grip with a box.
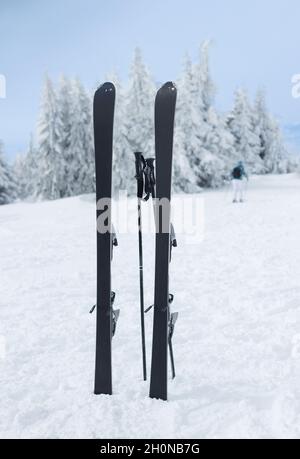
[134,152,145,199]
[134,152,144,176]
[146,157,155,170]
[144,158,156,200]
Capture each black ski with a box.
[93,82,118,395]
[149,82,177,401]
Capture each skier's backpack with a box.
[232,166,242,179]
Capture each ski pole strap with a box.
[134,152,146,199]
[133,153,156,201]
[144,158,156,201]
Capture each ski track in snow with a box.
[1,174,300,439]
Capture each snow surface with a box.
[1,174,300,439]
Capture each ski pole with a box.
[134,152,147,382]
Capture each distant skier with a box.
[231,161,248,203]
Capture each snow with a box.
[1,173,300,439]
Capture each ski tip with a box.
[94,82,115,98]
[156,82,177,104]
[159,81,177,93]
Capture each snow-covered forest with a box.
[0,44,297,204]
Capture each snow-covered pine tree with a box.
[125,48,156,160]
[13,153,27,198]
[68,79,94,196]
[106,72,134,195]
[253,90,290,174]
[204,107,237,184]
[172,126,199,192]
[174,54,201,192]
[227,89,264,174]
[76,81,95,194]
[191,41,236,187]
[266,117,289,173]
[253,90,271,168]
[26,134,38,197]
[56,75,73,196]
[13,134,38,199]
[196,41,216,114]
[0,141,17,205]
[36,76,64,200]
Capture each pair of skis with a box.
[92,81,178,401]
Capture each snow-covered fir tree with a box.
[200,42,239,186]
[26,135,39,197]
[56,76,73,196]
[253,90,272,168]
[195,41,216,114]
[253,90,291,174]
[203,107,237,184]
[174,54,201,191]
[266,117,289,173]
[35,76,95,200]
[57,76,72,154]
[36,76,64,200]
[227,89,265,174]
[79,83,95,194]
[172,126,198,192]
[68,79,94,196]
[125,48,156,158]
[0,141,17,205]
[14,134,38,198]
[13,154,27,198]
[107,73,135,195]
[182,42,236,187]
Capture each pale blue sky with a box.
[0,0,300,158]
